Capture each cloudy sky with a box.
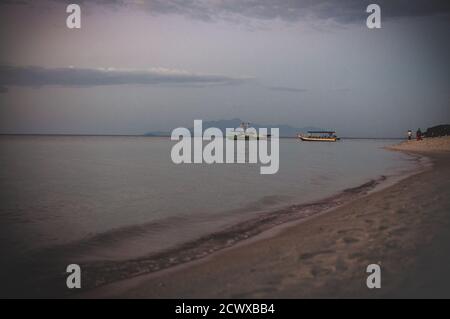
[0,0,449,137]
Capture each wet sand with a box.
[84,141,450,299]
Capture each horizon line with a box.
[0,133,405,140]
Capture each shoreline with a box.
[80,145,450,298]
[75,174,399,295]
[0,140,424,298]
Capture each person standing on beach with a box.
[416,128,423,141]
[408,130,412,140]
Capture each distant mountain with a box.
[144,131,171,137]
[145,118,322,138]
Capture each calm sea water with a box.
[0,136,417,264]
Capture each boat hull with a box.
[227,133,268,140]
[299,136,338,142]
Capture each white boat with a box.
[298,131,340,142]
[227,122,269,140]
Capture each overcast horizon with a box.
[0,0,449,138]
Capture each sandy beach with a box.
[387,136,450,152]
[81,138,450,299]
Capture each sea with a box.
[0,135,423,296]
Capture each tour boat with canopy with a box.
[298,131,340,142]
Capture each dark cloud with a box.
[17,0,450,24]
[268,86,308,93]
[0,65,249,89]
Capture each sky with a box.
[0,0,449,137]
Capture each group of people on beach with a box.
[408,129,422,141]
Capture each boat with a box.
[227,122,269,140]
[298,131,340,142]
